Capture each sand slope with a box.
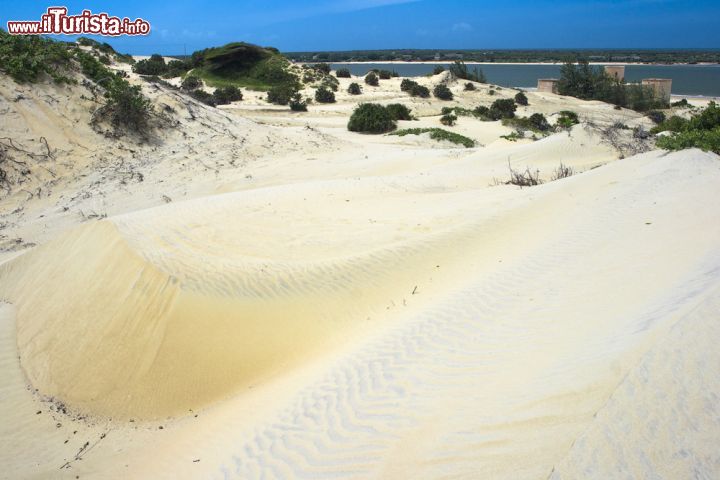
[1,148,719,478]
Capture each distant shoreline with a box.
[300,61,720,67]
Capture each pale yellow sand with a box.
[0,65,719,479]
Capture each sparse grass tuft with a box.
[389,128,475,148]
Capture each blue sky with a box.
[2,1,719,54]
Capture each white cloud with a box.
[451,22,472,32]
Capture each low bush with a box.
[474,105,490,118]
[315,86,336,103]
[321,75,339,92]
[348,103,396,133]
[267,83,299,105]
[556,110,579,128]
[378,70,392,80]
[386,103,413,121]
[671,98,690,108]
[401,78,415,92]
[464,82,476,91]
[181,75,203,91]
[504,113,551,132]
[410,84,430,98]
[348,82,362,95]
[190,89,217,107]
[433,84,453,100]
[365,72,379,86]
[289,93,308,111]
[312,63,331,74]
[133,54,168,75]
[213,85,243,104]
[440,113,457,126]
[514,91,529,106]
[488,89,496,96]
[0,31,74,83]
[335,68,351,78]
[164,59,191,78]
[488,98,517,120]
[389,128,475,148]
[655,101,720,154]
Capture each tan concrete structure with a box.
[605,65,625,81]
[537,79,559,94]
[642,78,672,102]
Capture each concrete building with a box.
[605,65,625,81]
[537,79,559,94]
[642,78,673,102]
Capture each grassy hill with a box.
[187,42,297,90]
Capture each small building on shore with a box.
[605,65,625,81]
[537,79,559,94]
[642,78,673,102]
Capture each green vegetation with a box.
[440,113,457,126]
[314,86,336,103]
[187,42,297,91]
[448,61,486,83]
[388,128,475,148]
[348,82,362,95]
[503,113,551,132]
[285,49,720,65]
[267,83,299,105]
[289,93,308,111]
[514,91,528,106]
[335,67,351,78]
[213,85,243,104]
[654,102,720,154]
[0,30,74,83]
[181,75,203,91]
[378,69,393,80]
[464,82,476,91]
[671,98,691,108]
[433,84,454,100]
[133,54,169,76]
[189,90,217,107]
[433,66,445,75]
[365,72,379,86]
[77,37,134,63]
[348,103,396,133]
[386,104,413,121]
[556,110,579,128]
[488,98,517,120]
[558,60,667,111]
[401,79,431,98]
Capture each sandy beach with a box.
[1,53,719,480]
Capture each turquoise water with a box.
[329,63,720,97]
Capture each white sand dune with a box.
[1,65,719,479]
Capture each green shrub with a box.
[433,66,445,75]
[440,113,457,126]
[386,104,413,121]
[213,85,243,104]
[335,68,351,78]
[133,54,168,75]
[514,91,529,106]
[348,103,396,133]
[289,93,308,111]
[190,90,217,107]
[474,105,490,118]
[365,72,379,86]
[654,102,720,154]
[433,84,453,100]
[267,83,299,105]
[312,63,331,74]
[181,75,203,91]
[488,89,496,96]
[503,113,551,132]
[348,82,362,95]
[556,110,579,128]
[401,78,416,92]
[410,84,430,98]
[389,128,475,148]
[528,113,550,131]
[488,98,517,120]
[0,31,74,83]
[164,59,191,78]
[378,70,392,80]
[315,86,336,103]
[464,82,476,91]
[449,61,486,83]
